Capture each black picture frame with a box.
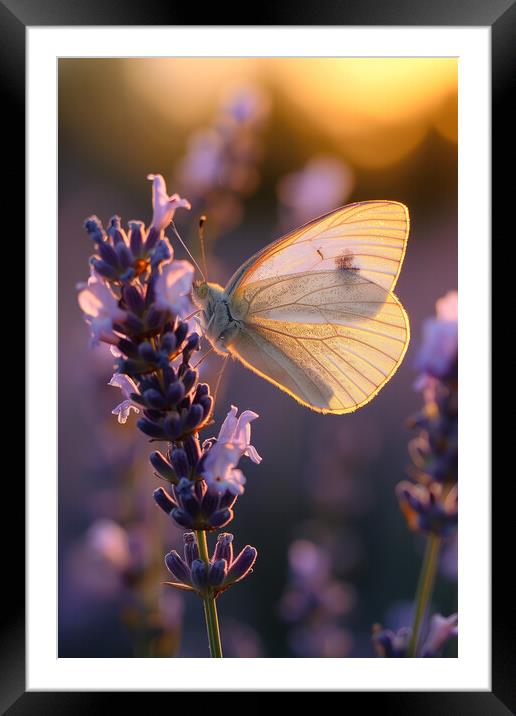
[5,0,508,710]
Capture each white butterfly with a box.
[192,201,410,414]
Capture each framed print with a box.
[3,0,510,709]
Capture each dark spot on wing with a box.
[335,250,358,272]
[317,249,324,260]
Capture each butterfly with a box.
[191,201,410,414]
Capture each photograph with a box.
[59,56,459,659]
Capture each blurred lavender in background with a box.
[59,58,458,657]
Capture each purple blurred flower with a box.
[415,290,458,382]
[277,156,354,227]
[396,481,458,537]
[373,613,457,658]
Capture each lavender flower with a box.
[164,532,257,598]
[374,289,459,658]
[78,174,261,657]
[373,613,458,658]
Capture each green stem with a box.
[196,530,223,658]
[407,533,441,657]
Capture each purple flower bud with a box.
[117,338,140,359]
[170,508,194,529]
[160,332,177,355]
[91,258,118,280]
[146,306,166,331]
[225,546,257,584]
[150,451,177,481]
[115,241,132,269]
[208,559,227,588]
[175,321,188,346]
[219,490,238,510]
[129,220,144,256]
[184,404,204,430]
[199,395,213,418]
[170,448,190,478]
[184,435,202,466]
[195,383,210,399]
[167,381,185,405]
[98,240,120,268]
[165,550,191,584]
[213,533,234,564]
[164,414,181,440]
[183,532,199,567]
[137,418,165,439]
[190,560,209,592]
[122,285,145,315]
[176,478,200,517]
[143,388,167,410]
[107,215,127,245]
[138,342,157,363]
[84,215,105,243]
[208,508,232,529]
[200,488,219,517]
[124,313,145,334]
[182,369,198,393]
[145,225,161,252]
[153,487,176,514]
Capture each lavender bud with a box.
[201,489,219,517]
[91,258,118,280]
[167,381,185,405]
[190,560,209,592]
[164,414,181,440]
[175,322,188,346]
[170,448,190,478]
[171,508,194,529]
[98,241,120,268]
[107,215,127,245]
[165,551,191,584]
[182,369,198,393]
[153,486,175,514]
[213,533,234,564]
[122,285,145,315]
[136,418,165,439]
[146,306,166,331]
[184,404,204,430]
[115,241,133,269]
[208,559,227,588]
[145,225,161,251]
[124,313,145,334]
[143,388,167,410]
[117,338,140,359]
[138,342,157,363]
[183,532,200,567]
[84,215,105,243]
[225,546,257,584]
[199,395,213,418]
[129,220,144,256]
[208,508,232,529]
[150,451,177,481]
[160,332,177,355]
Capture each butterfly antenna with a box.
[198,215,209,282]
[170,220,206,282]
[212,354,229,406]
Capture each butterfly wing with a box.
[225,200,409,295]
[225,201,410,414]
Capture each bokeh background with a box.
[58,58,458,658]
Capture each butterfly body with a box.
[192,201,410,414]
